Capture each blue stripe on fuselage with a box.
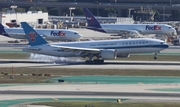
[89,44,169,49]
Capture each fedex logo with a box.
[27,31,38,42]
[51,31,66,36]
[146,25,161,30]
[86,17,93,20]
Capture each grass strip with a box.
[32,101,180,107]
[0,68,180,83]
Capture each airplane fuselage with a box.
[4,28,82,41]
[100,24,176,35]
[23,38,168,57]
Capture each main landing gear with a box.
[85,59,104,64]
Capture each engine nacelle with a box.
[100,49,117,60]
[117,54,130,58]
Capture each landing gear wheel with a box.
[93,60,104,64]
[85,60,93,64]
[85,60,104,64]
[154,53,157,60]
[154,56,157,60]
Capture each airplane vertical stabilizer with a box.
[83,8,106,33]
[83,8,101,28]
[0,23,10,37]
[21,22,48,46]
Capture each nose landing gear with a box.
[154,52,158,60]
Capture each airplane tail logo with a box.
[86,17,94,20]
[27,32,38,42]
[21,22,48,46]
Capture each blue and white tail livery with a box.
[21,22,48,46]
[83,8,177,36]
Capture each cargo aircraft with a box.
[0,23,82,41]
[83,8,177,37]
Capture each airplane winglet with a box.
[21,22,48,46]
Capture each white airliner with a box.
[83,8,177,36]
[0,23,82,41]
[21,22,169,64]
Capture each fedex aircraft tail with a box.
[83,8,101,28]
[21,22,48,46]
[83,8,106,33]
[0,23,10,37]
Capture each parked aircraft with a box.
[83,8,177,37]
[0,23,82,41]
[21,22,169,64]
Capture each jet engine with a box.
[117,54,130,58]
[100,49,117,60]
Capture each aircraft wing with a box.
[51,45,101,53]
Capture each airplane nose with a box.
[172,28,177,35]
[78,34,83,38]
[164,44,169,48]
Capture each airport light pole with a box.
[69,7,75,17]
[170,0,172,5]
[114,0,117,5]
[10,0,17,25]
[128,8,134,18]
[33,0,36,11]
[97,7,98,16]
[163,6,165,21]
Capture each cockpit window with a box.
[74,33,78,34]
[169,27,171,29]
[160,42,164,44]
